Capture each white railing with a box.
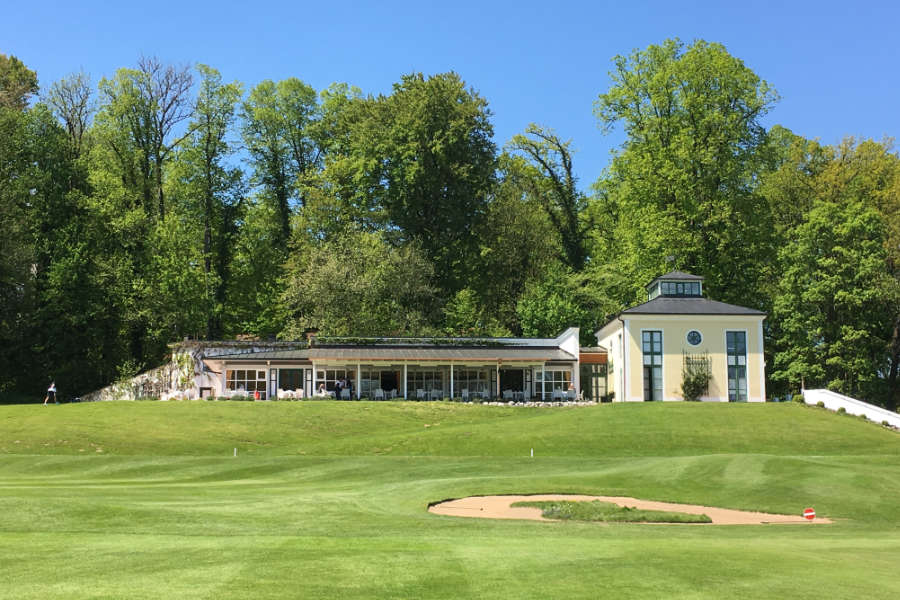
[803,389,900,428]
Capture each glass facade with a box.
[535,368,572,400]
[408,369,445,398]
[315,369,355,397]
[727,331,748,402]
[642,330,663,401]
[278,369,303,392]
[649,280,701,299]
[579,363,608,402]
[226,369,267,399]
[455,369,490,396]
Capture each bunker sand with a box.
[429,495,832,525]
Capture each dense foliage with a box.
[1,41,899,408]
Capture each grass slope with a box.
[2,401,897,457]
[1,401,899,599]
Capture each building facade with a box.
[188,328,604,402]
[595,271,766,402]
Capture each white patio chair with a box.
[375,388,385,401]
[461,389,469,401]
[502,389,513,400]
[341,389,351,400]
[416,389,425,400]
[566,389,577,401]
[552,389,563,401]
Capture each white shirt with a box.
[48,383,56,393]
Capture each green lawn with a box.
[1,401,899,599]
[511,500,712,523]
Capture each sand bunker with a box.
[428,495,831,525]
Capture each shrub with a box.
[883,420,891,427]
[837,406,847,415]
[816,401,825,408]
[681,353,711,401]
[793,394,805,403]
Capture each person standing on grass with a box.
[43,381,56,405]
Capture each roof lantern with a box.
[646,270,704,300]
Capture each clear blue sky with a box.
[4,1,899,190]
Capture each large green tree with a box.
[0,53,38,110]
[349,72,497,293]
[280,232,438,338]
[508,125,588,271]
[592,38,779,307]
[169,65,244,339]
[773,198,898,400]
[771,138,900,408]
[241,78,320,246]
[45,71,95,160]
[96,57,194,219]
[470,154,562,332]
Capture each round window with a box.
[686,330,702,346]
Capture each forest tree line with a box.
[1,39,899,409]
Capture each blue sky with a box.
[4,1,899,190]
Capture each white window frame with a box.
[724,329,750,402]
[640,328,664,401]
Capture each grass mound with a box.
[512,500,712,523]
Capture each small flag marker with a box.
[530,448,533,458]
[234,447,237,457]
[803,507,816,521]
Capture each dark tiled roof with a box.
[622,296,765,316]
[645,270,705,289]
[212,346,575,362]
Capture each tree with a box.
[592,38,779,307]
[280,232,438,338]
[508,124,589,270]
[0,53,38,110]
[169,64,244,339]
[516,268,616,346]
[443,288,512,337]
[0,103,120,395]
[45,71,95,159]
[470,154,562,331]
[773,197,898,400]
[96,57,194,219]
[765,137,900,408]
[242,78,320,246]
[350,72,497,293]
[225,198,284,338]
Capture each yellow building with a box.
[596,271,766,402]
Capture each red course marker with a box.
[803,508,816,521]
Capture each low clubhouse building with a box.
[87,271,765,404]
